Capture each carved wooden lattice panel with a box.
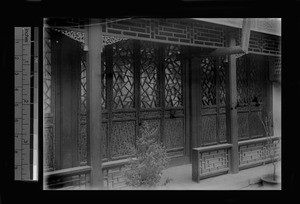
[249,112,264,137]
[218,57,226,106]
[237,113,249,139]
[140,41,160,109]
[236,54,269,140]
[111,121,136,159]
[200,149,229,174]
[44,29,52,114]
[112,40,134,110]
[44,116,54,171]
[165,44,183,107]
[236,56,249,106]
[78,53,88,165]
[201,115,217,144]
[43,29,55,171]
[164,118,184,149]
[248,55,264,105]
[200,57,216,106]
[140,119,161,141]
[239,142,264,167]
[102,123,108,160]
[219,114,227,143]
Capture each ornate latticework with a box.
[44,29,52,114]
[236,54,269,140]
[164,118,184,149]
[112,40,134,109]
[111,121,136,158]
[78,52,88,165]
[140,41,159,109]
[164,44,183,107]
[201,115,217,144]
[218,57,226,106]
[237,56,249,106]
[201,57,216,106]
[43,28,55,171]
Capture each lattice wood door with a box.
[236,54,269,140]
[98,39,186,161]
[199,56,228,146]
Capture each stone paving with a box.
[118,161,281,190]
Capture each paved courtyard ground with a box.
[119,161,281,190]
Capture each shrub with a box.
[122,122,169,188]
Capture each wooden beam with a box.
[210,18,251,56]
[209,46,244,56]
[86,19,103,189]
[225,32,239,174]
[241,18,252,53]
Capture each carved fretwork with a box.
[112,40,134,110]
[140,41,160,109]
[165,44,183,108]
[236,54,269,140]
[200,57,216,106]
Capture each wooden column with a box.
[86,19,103,189]
[225,32,239,174]
[190,57,201,150]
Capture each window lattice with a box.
[140,41,159,109]
[112,40,134,109]
[218,57,226,106]
[43,36,52,114]
[201,57,216,106]
[248,55,264,105]
[78,53,87,165]
[237,56,249,106]
[165,44,183,107]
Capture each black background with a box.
[1,0,298,204]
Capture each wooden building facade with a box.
[43,18,281,189]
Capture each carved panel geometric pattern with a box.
[249,112,264,137]
[163,118,184,149]
[239,142,264,167]
[141,119,161,141]
[237,113,249,140]
[236,56,249,106]
[80,54,87,114]
[111,121,136,158]
[44,121,55,172]
[102,123,108,159]
[201,115,217,144]
[200,57,216,106]
[140,41,160,109]
[78,53,88,166]
[219,114,227,143]
[164,44,183,107]
[112,40,134,109]
[43,29,52,114]
[78,114,87,165]
[200,149,229,174]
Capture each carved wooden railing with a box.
[238,135,281,169]
[45,166,91,190]
[192,143,232,183]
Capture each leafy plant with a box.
[258,111,280,181]
[122,122,169,188]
